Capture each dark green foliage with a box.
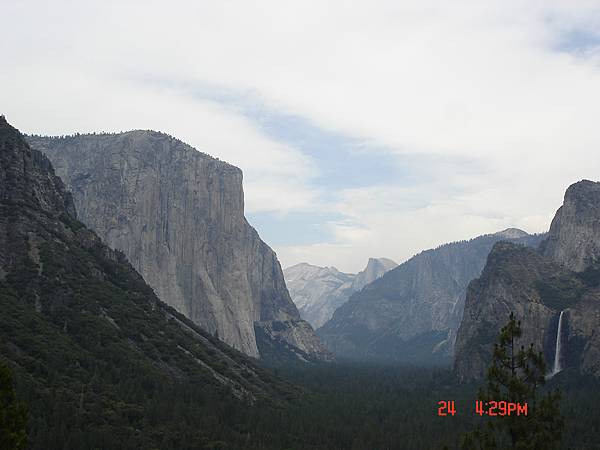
[0,225,593,449]
[0,214,297,449]
[536,261,600,311]
[59,212,85,232]
[462,313,563,450]
[251,362,596,450]
[536,275,584,310]
[274,363,477,450]
[4,316,600,450]
[0,361,27,450]
[574,261,600,288]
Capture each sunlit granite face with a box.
[28,131,331,362]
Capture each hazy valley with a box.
[1,114,600,449]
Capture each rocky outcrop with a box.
[455,181,600,381]
[454,243,563,381]
[255,319,336,364]
[27,131,330,361]
[318,230,545,363]
[540,180,600,272]
[0,116,289,408]
[284,258,396,329]
[351,257,398,292]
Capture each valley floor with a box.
[264,362,600,450]
[10,359,600,449]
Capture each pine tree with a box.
[0,361,27,450]
[462,312,563,450]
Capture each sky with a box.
[2,1,600,272]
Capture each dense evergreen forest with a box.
[272,363,600,450]
[4,354,600,449]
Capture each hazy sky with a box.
[3,1,600,272]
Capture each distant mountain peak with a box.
[318,229,546,364]
[351,257,398,292]
[287,262,340,271]
[366,256,397,266]
[494,228,529,239]
[284,257,397,329]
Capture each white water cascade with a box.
[551,310,565,376]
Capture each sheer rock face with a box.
[567,287,600,376]
[350,257,398,292]
[540,180,600,272]
[284,258,396,330]
[0,116,287,403]
[455,181,600,381]
[318,230,545,363]
[0,118,77,280]
[0,124,76,223]
[454,244,560,381]
[27,131,330,361]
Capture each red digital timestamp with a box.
[437,400,528,416]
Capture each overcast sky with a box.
[3,1,600,272]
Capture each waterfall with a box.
[552,310,565,376]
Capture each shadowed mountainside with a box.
[455,181,600,381]
[318,229,545,363]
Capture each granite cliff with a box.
[318,230,545,363]
[455,181,600,381]
[27,131,330,362]
[0,117,297,445]
[350,257,398,292]
[284,257,396,329]
[540,180,600,272]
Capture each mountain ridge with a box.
[284,257,397,329]
[318,229,546,363]
[27,131,331,362]
[455,180,600,381]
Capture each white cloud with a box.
[277,181,559,273]
[3,0,600,271]
[0,62,316,214]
